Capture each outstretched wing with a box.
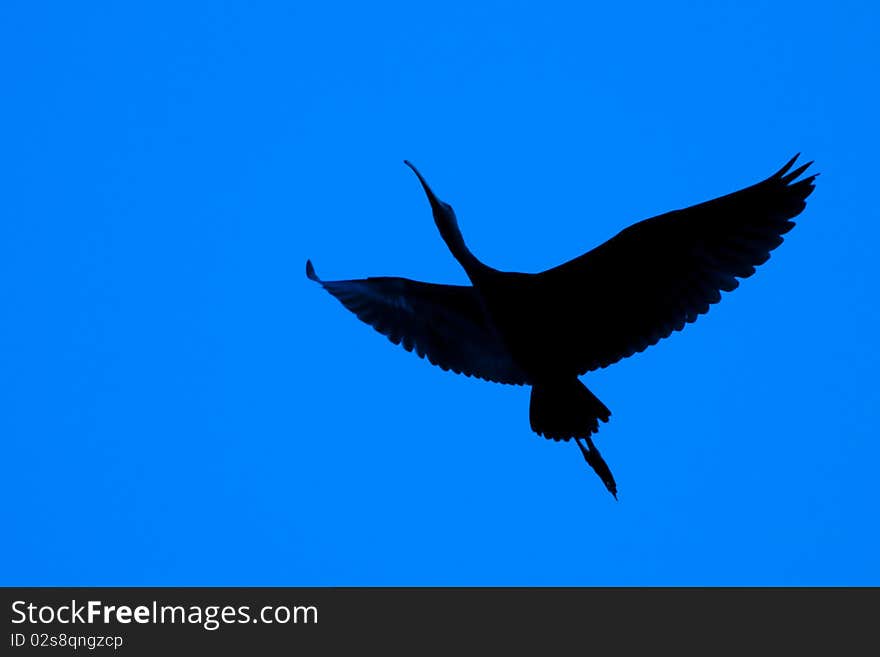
[538,154,818,374]
[307,260,528,384]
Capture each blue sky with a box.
[2,1,878,585]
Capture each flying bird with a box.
[307,156,817,497]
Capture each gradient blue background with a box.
[3,2,878,585]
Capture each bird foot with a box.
[575,437,618,500]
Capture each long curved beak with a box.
[404,160,442,210]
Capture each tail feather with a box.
[529,379,611,440]
[530,379,617,497]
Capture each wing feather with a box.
[307,261,528,385]
[537,155,817,373]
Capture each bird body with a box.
[308,156,817,497]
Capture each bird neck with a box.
[440,219,491,281]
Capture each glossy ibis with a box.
[307,156,817,497]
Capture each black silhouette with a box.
[308,156,817,497]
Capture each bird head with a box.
[404,160,463,248]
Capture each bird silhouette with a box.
[307,156,817,498]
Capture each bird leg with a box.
[575,437,618,500]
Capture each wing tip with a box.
[781,160,814,185]
[775,153,800,178]
[774,153,820,185]
[306,259,321,282]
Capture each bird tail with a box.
[529,379,611,440]
[530,379,617,497]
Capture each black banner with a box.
[1,588,875,654]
